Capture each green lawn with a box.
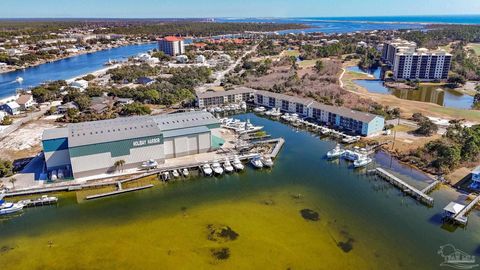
[431,107,480,122]
[467,43,480,55]
[283,50,300,57]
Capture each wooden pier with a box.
[374,168,436,206]
[452,194,480,226]
[85,185,154,200]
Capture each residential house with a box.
[16,94,35,110]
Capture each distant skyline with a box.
[1,0,480,18]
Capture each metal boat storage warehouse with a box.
[42,111,220,179]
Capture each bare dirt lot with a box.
[0,118,61,160]
[243,58,373,109]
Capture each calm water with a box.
[0,43,157,99]
[220,15,480,34]
[218,18,425,34]
[348,66,475,109]
[0,113,478,269]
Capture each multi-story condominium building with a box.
[381,39,417,66]
[382,39,452,81]
[196,87,254,108]
[194,88,385,137]
[157,36,185,56]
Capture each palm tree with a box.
[114,160,126,172]
[9,177,17,189]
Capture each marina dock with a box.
[451,194,480,226]
[85,185,154,200]
[374,168,436,206]
[19,196,58,208]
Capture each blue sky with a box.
[1,0,479,18]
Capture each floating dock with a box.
[85,185,154,200]
[18,196,58,208]
[374,168,438,206]
[451,194,480,226]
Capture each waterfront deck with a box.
[374,168,437,206]
[451,194,480,226]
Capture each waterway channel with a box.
[0,113,478,269]
[0,43,157,99]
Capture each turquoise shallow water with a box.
[0,113,479,269]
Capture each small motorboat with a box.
[141,159,158,169]
[261,156,274,167]
[201,163,213,176]
[342,150,362,161]
[253,106,266,112]
[250,156,264,169]
[240,102,247,110]
[172,169,180,178]
[181,168,189,177]
[223,159,235,173]
[0,192,24,216]
[326,144,346,159]
[15,77,23,83]
[211,161,224,175]
[353,156,373,168]
[161,171,171,181]
[232,156,244,171]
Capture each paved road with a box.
[196,45,258,93]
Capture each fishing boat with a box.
[181,168,189,177]
[261,156,274,167]
[201,163,213,176]
[250,156,264,169]
[232,156,244,171]
[271,108,282,117]
[326,144,346,159]
[0,192,24,216]
[237,119,263,134]
[211,161,224,175]
[353,156,373,168]
[171,169,180,178]
[223,159,235,173]
[141,159,158,169]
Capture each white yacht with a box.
[172,169,180,178]
[342,150,362,161]
[211,161,224,175]
[326,144,346,159]
[250,156,264,169]
[0,192,24,216]
[181,168,189,177]
[271,108,282,117]
[253,106,266,112]
[237,119,263,134]
[223,159,235,173]
[261,156,274,167]
[161,171,171,181]
[232,156,244,171]
[201,163,213,176]
[141,159,158,169]
[353,156,373,168]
